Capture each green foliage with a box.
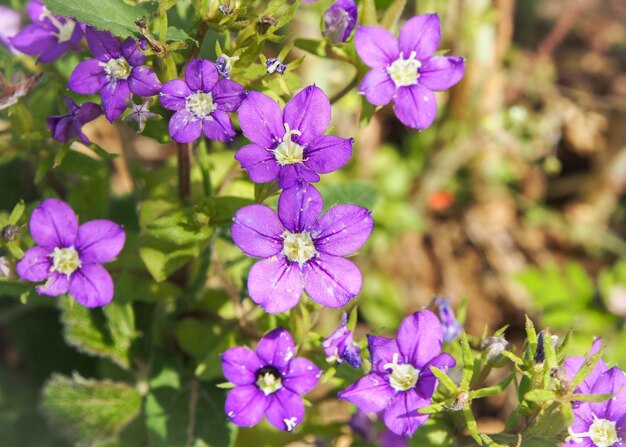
[59,296,136,369]
[43,0,156,38]
[41,373,142,445]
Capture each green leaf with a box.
[165,26,197,44]
[8,200,25,225]
[571,393,613,403]
[174,318,231,381]
[470,372,515,399]
[380,0,407,32]
[41,373,142,445]
[524,389,556,402]
[360,0,378,26]
[429,366,458,393]
[463,406,483,445]
[204,197,254,226]
[460,332,473,388]
[293,38,328,57]
[145,379,236,447]
[59,296,135,369]
[42,0,157,38]
[571,348,603,389]
[318,181,378,210]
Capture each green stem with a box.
[330,74,359,104]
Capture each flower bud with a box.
[322,313,362,368]
[534,331,558,363]
[265,58,286,75]
[481,335,510,367]
[431,296,463,342]
[323,0,357,43]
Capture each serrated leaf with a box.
[318,181,378,210]
[43,0,157,38]
[59,296,135,369]
[41,373,142,445]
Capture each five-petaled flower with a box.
[10,0,82,63]
[563,339,626,447]
[68,27,162,122]
[16,199,125,307]
[231,182,373,313]
[235,85,353,189]
[47,96,102,144]
[159,58,246,143]
[221,327,321,432]
[339,310,456,437]
[355,13,465,130]
[323,312,362,368]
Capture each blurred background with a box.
[1,0,625,445]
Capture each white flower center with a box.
[567,415,620,447]
[103,57,131,80]
[387,51,421,88]
[186,92,216,118]
[384,353,419,392]
[256,372,283,396]
[273,123,304,166]
[282,231,317,266]
[49,246,81,278]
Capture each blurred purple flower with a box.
[0,5,21,54]
[47,97,102,144]
[339,310,456,437]
[68,27,161,122]
[322,313,362,368]
[231,182,373,313]
[123,99,159,133]
[10,1,82,63]
[323,0,357,43]
[16,199,125,307]
[349,411,409,447]
[355,14,465,130]
[235,85,353,189]
[432,296,462,342]
[221,327,321,431]
[159,58,245,143]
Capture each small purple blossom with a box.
[432,296,462,342]
[231,182,373,313]
[322,313,362,368]
[221,327,321,432]
[235,85,353,189]
[349,411,409,447]
[16,199,125,307]
[215,54,239,79]
[159,58,245,143]
[355,14,466,130]
[10,1,82,63]
[123,99,160,133]
[68,27,162,122]
[339,310,456,437]
[0,5,21,54]
[47,97,102,145]
[323,0,357,43]
[563,339,626,446]
[266,58,287,75]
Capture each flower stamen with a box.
[282,230,317,266]
[566,415,620,447]
[387,51,421,88]
[49,246,81,278]
[273,123,304,166]
[186,92,217,118]
[384,353,420,392]
[102,57,131,81]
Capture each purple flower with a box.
[235,85,353,189]
[349,411,409,447]
[432,296,462,342]
[10,1,82,63]
[322,313,362,368]
[16,199,125,307]
[122,99,160,133]
[231,182,373,313]
[47,97,102,144]
[339,310,456,437]
[355,14,466,130]
[0,5,21,54]
[565,364,626,447]
[221,327,321,431]
[68,27,162,122]
[159,58,245,143]
[323,0,357,43]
